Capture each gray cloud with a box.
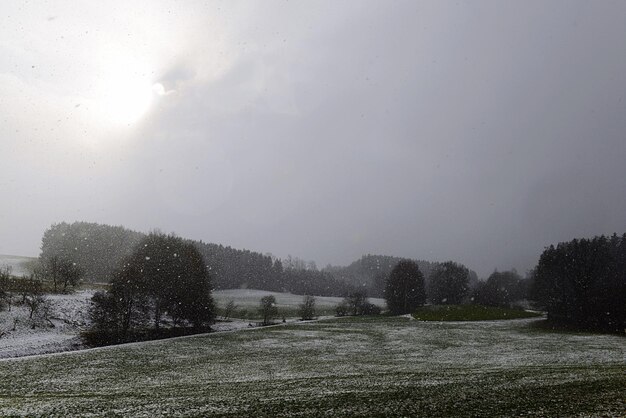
[1,1,625,277]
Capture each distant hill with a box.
[39,222,144,282]
[325,254,478,297]
[35,221,476,298]
[0,254,37,277]
[36,222,352,296]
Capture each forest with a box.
[31,221,625,334]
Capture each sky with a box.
[1,1,625,278]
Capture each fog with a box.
[1,1,625,277]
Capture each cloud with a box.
[1,1,626,277]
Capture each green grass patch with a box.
[0,315,623,416]
[413,304,543,321]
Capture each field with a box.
[413,304,542,321]
[0,291,93,359]
[0,316,623,416]
[0,254,36,277]
[213,289,385,319]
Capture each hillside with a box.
[326,254,478,297]
[0,254,36,277]
[0,316,623,416]
[36,222,474,297]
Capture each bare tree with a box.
[37,256,83,293]
[299,295,316,320]
[223,300,237,320]
[259,295,278,325]
[0,265,13,312]
[21,277,52,327]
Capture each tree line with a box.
[38,223,474,298]
[36,222,492,307]
[39,222,356,297]
[531,234,625,333]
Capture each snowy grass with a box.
[1,288,380,360]
[413,304,543,321]
[213,289,385,319]
[0,316,623,416]
[0,254,36,277]
[0,291,93,359]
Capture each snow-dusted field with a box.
[0,288,377,359]
[0,290,94,359]
[0,254,36,277]
[0,316,623,416]
[213,288,385,318]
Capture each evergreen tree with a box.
[385,260,426,315]
[473,270,525,307]
[428,261,469,304]
[532,234,625,332]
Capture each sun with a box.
[92,62,164,127]
[98,74,153,126]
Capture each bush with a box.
[336,291,381,316]
[361,302,381,315]
[335,302,349,317]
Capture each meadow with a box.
[413,304,542,321]
[212,289,385,319]
[0,254,36,277]
[0,315,623,416]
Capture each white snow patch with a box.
[0,290,94,359]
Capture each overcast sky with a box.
[1,1,625,277]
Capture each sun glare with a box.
[100,76,153,126]
[92,62,163,128]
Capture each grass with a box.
[413,304,543,321]
[212,289,385,320]
[0,316,623,416]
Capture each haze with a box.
[1,1,625,277]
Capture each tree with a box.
[20,276,49,326]
[36,256,83,293]
[90,262,151,339]
[259,295,278,325]
[299,295,316,320]
[0,265,12,311]
[344,290,368,316]
[89,232,215,336]
[39,222,143,283]
[222,300,237,320]
[473,270,525,307]
[385,260,426,315]
[335,301,349,317]
[336,290,381,316]
[531,234,626,332]
[123,232,215,330]
[428,261,469,305]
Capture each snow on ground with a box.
[213,288,385,311]
[0,315,623,416]
[0,290,94,359]
[0,254,36,277]
[0,288,347,359]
